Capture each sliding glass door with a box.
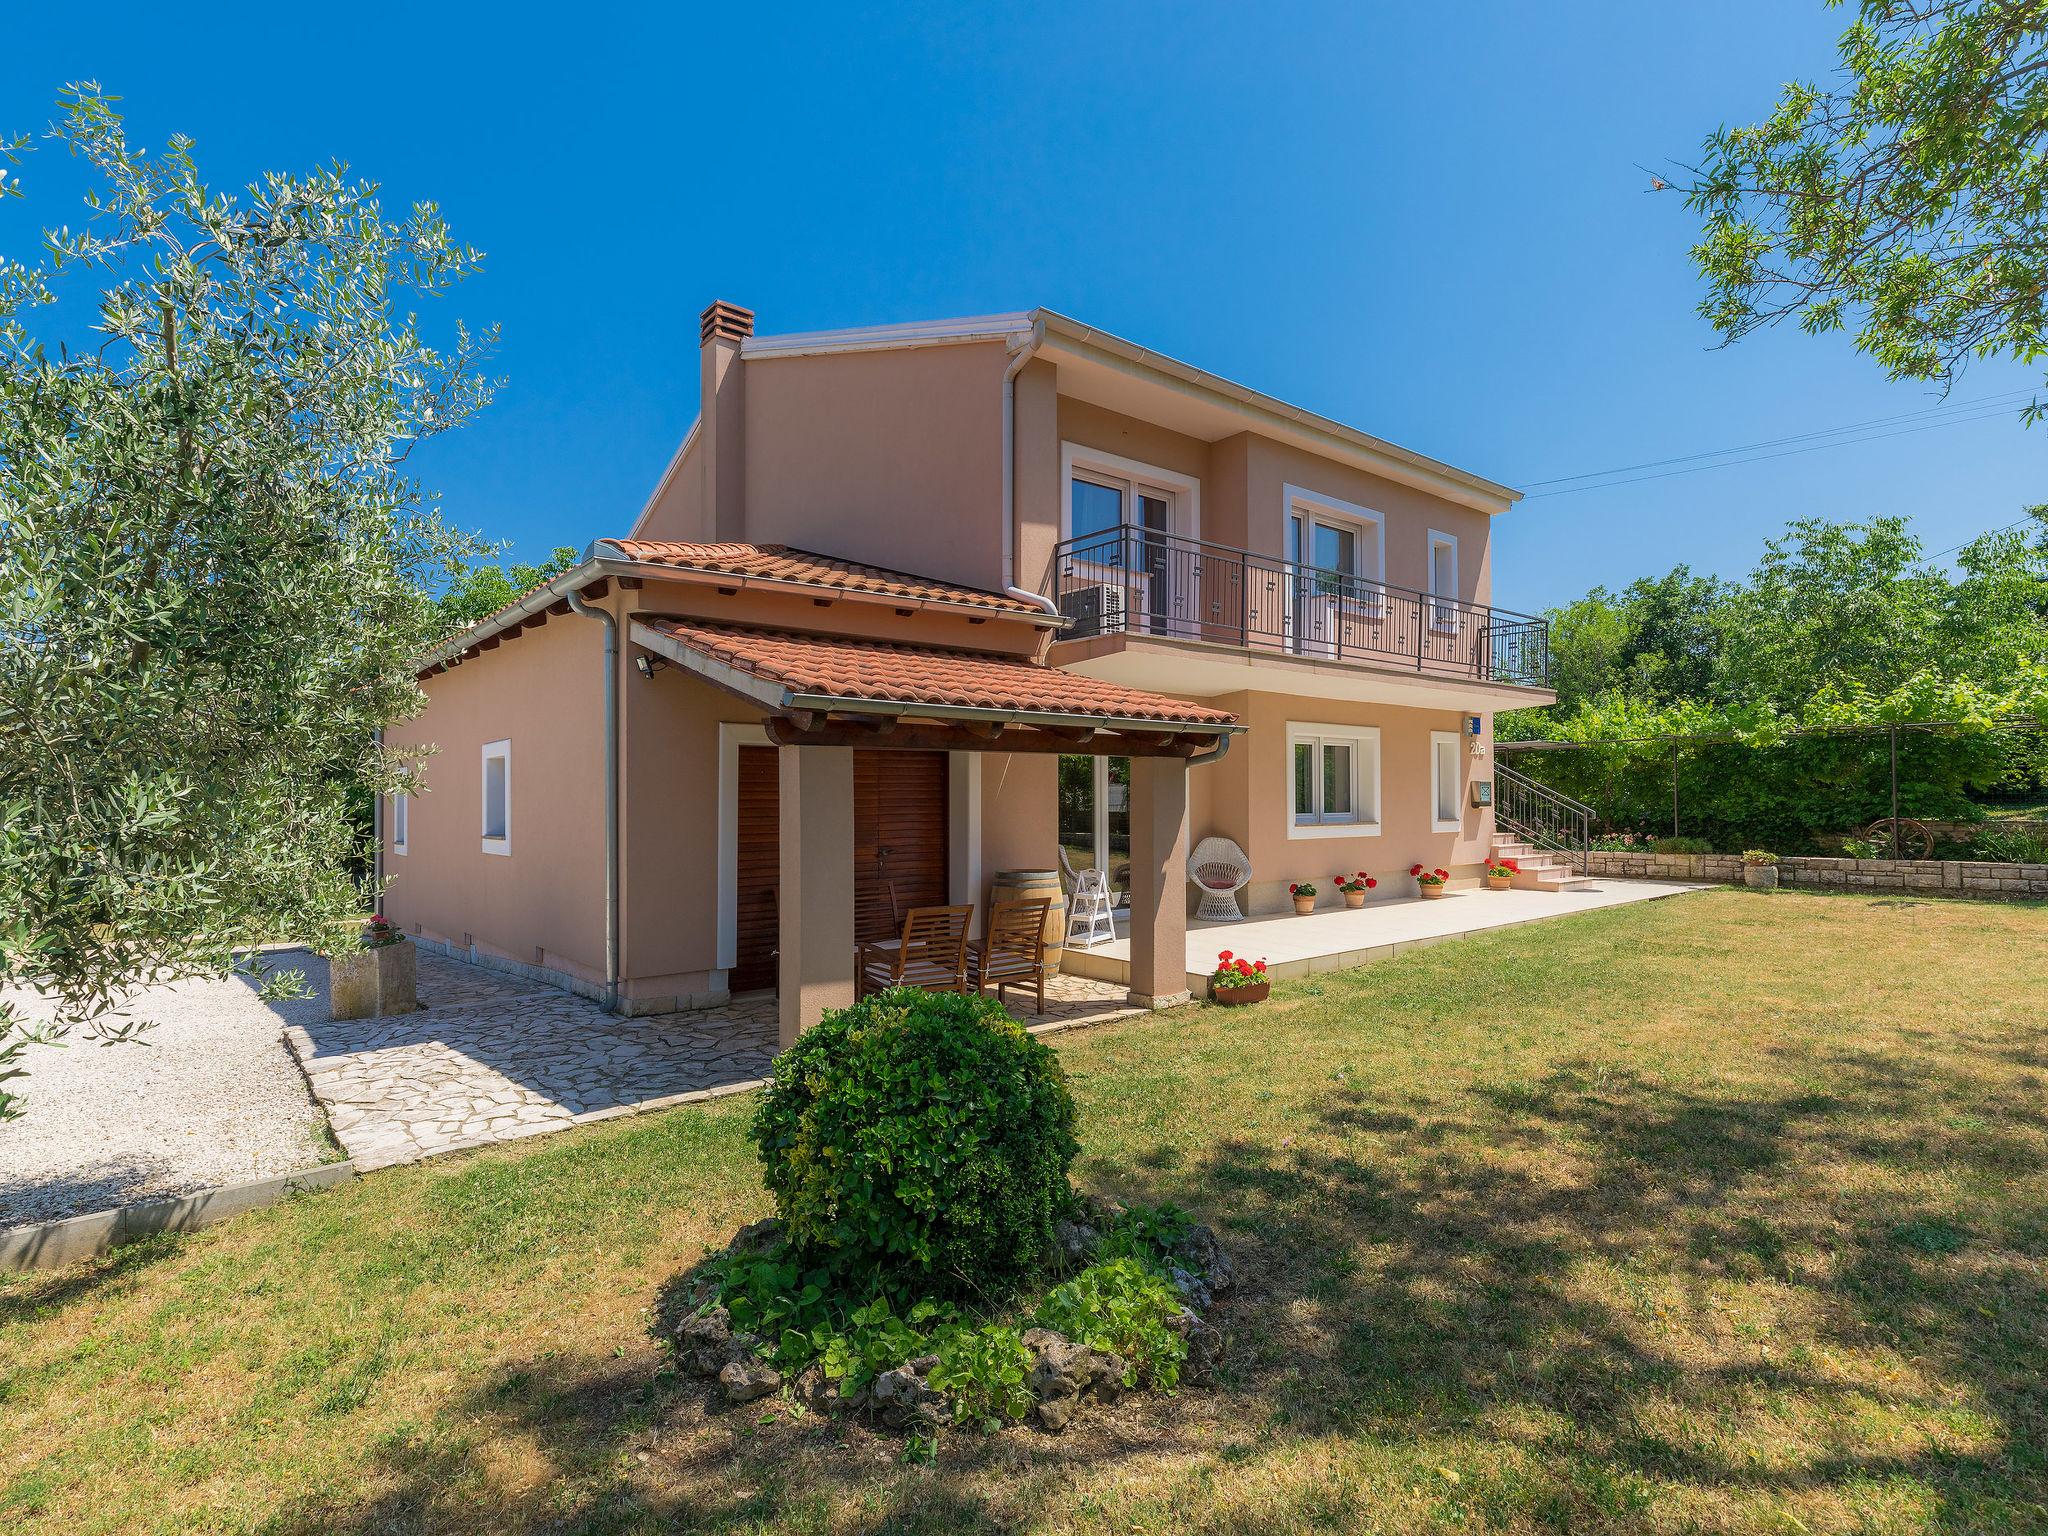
[1057,754,1133,904]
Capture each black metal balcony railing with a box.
[1047,525,1551,689]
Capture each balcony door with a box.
[1285,493,1382,658]
[1061,446,1200,639]
[1058,753,1133,907]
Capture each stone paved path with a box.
[285,950,1140,1171]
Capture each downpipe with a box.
[1001,319,1060,618]
[566,587,621,1013]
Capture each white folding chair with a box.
[1061,846,1118,949]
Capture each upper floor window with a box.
[391,792,409,856]
[1059,444,1199,547]
[1428,531,1459,629]
[481,739,511,855]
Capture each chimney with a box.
[699,301,753,542]
[700,299,754,345]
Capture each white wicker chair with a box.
[1188,836,1251,923]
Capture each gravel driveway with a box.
[0,953,335,1229]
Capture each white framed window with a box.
[1285,485,1386,653]
[1428,530,1459,630]
[1059,443,1200,543]
[480,738,511,855]
[1431,730,1463,831]
[1287,723,1381,840]
[391,792,409,856]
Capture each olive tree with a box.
[0,86,493,1118]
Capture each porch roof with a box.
[631,615,1239,736]
[597,539,1055,618]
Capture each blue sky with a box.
[7,1,2042,611]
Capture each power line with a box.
[1522,400,2035,499]
[1523,389,2035,488]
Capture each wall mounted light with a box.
[634,654,668,680]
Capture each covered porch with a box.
[631,616,1242,1046]
[1060,876,1705,993]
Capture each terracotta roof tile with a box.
[635,616,1236,729]
[604,540,1046,615]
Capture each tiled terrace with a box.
[1060,877,1707,991]
[285,950,1138,1170]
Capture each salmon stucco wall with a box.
[740,343,1011,595]
[1242,437,1495,604]
[382,614,607,983]
[617,646,769,1010]
[1196,691,1495,914]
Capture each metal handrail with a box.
[1494,761,1591,874]
[1046,523,1550,688]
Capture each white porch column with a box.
[1127,754,1192,1009]
[777,744,855,1048]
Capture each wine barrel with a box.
[989,868,1068,969]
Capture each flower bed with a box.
[669,1195,1231,1439]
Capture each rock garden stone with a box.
[871,1362,950,1430]
[1174,1222,1235,1293]
[729,1216,784,1254]
[1024,1328,1127,1429]
[1051,1216,1100,1268]
[1167,1306,1224,1384]
[675,1306,762,1378]
[719,1354,782,1403]
[1167,1264,1213,1311]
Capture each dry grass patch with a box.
[3,888,2045,1533]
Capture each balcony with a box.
[1048,526,1551,690]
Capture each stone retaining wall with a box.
[1582,850,2048,899]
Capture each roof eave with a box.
[1032,309,1521,512]
[591,541,1063,627]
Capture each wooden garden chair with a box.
[971,896,1053,1014]
[856,903,974,999]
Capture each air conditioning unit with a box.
[1059,582,1129,638]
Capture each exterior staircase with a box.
[1490,832,1597,892]
[1493,761,1598,891]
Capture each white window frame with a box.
[480,738,512,855]
[391,791,409,856]
[1286,722,1382,840]
[1059,443,1201,544]
[1431,730,1463,831]
[1427,530,1460,632]
[1285,485,1386,652]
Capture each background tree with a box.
[436,546,578,633]
[1688,0,2048,405]
[0,87,493,1118]
[1502,510,2048,848]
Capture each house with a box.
[380,302,1555,1046]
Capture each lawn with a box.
[4,888,2046,1535]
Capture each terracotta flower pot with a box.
[1342,890,1366,909]
[1211,980,1270,1006]
[1487,873,1513,891]
[1292,895,1317,915]
[1419,884,1447,900]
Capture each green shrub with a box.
[928,1324,1035,1430]
[1652,835,1717,855]
[1974,827,2048,863]
[751,987,1079,1290]
[1034,1258,1190,1388]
